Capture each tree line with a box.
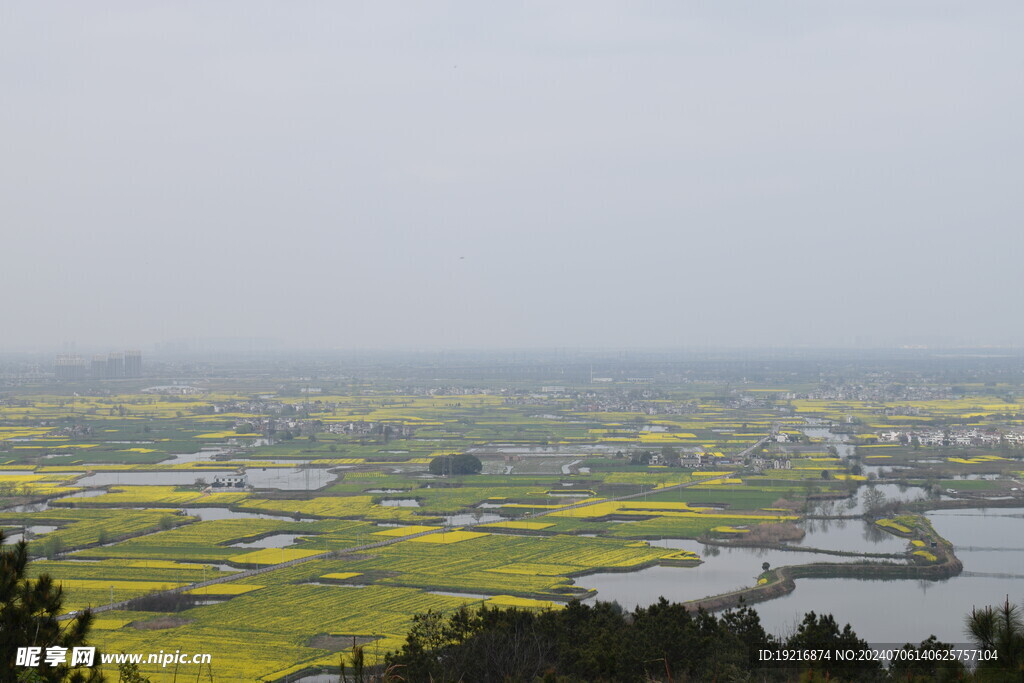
[5,525,1024,681]
[385,597,1023,682]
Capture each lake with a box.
[579,507,1024,645]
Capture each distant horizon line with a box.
[4,344,1024,358]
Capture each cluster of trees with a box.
[629,450,658,465]
[1,531,104,683]
[428,453,482,476]
[386,597,1024,682]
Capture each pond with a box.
[380,499,420,507]
[468,444,620,456]
[77,471,236,486]
[796,518,910,554]
[859,463,912,477]
[747,507,1024,643]
[429,590,491,600]
[580,540,870,609]
[228,437,271,447]
[834,444,856,458]
[801,428,842,442]
[76,466,334,491]
[444,512,504,526]
[181,507,312,522]
[2,525,60,544]
[927,509,1024,575]
[177,562,239,573]
[160,447,230,465]
[577,506,1024,644]
[801,426,855,458]
[230,533,312,549]
[243,467,335,490]
[813,483,930,517]
[9,489,108,512]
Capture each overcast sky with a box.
[2,2,1022,352]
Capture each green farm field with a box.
[3,376,1023,680]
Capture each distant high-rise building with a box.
[107,352,125,378]
[124,350,142,378]
[55,355,87,380]
[59,349,141,380]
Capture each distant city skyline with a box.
[54,349,142,379]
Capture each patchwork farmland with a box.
[3,367,1024,680]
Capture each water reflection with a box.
[753,573,1022,644]
[78,471,235,486]
[797,519,908,554]
[926,510,1024,574]
[828,483,929,516]
[752,508,1024,643]
[161,448,230,465]
[3,525,59,544]
[9,489,108,513]
[444,512,504,526]
[75,466,331,491]
[230,533,312,549]
[182,507,305,522]
[580,541,868,610]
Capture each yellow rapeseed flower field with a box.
[372,525,441,536]
[486,595,562,609]
[876,519,912,534]
[185,584,264,595]
[320,572,362,581]
[406,530,489,544]
[231,549,321,564]
[480,521,553,531]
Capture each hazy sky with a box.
[2,2,1022,352]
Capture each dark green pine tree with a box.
[966,597,1024,678]
[0,530,105,683]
